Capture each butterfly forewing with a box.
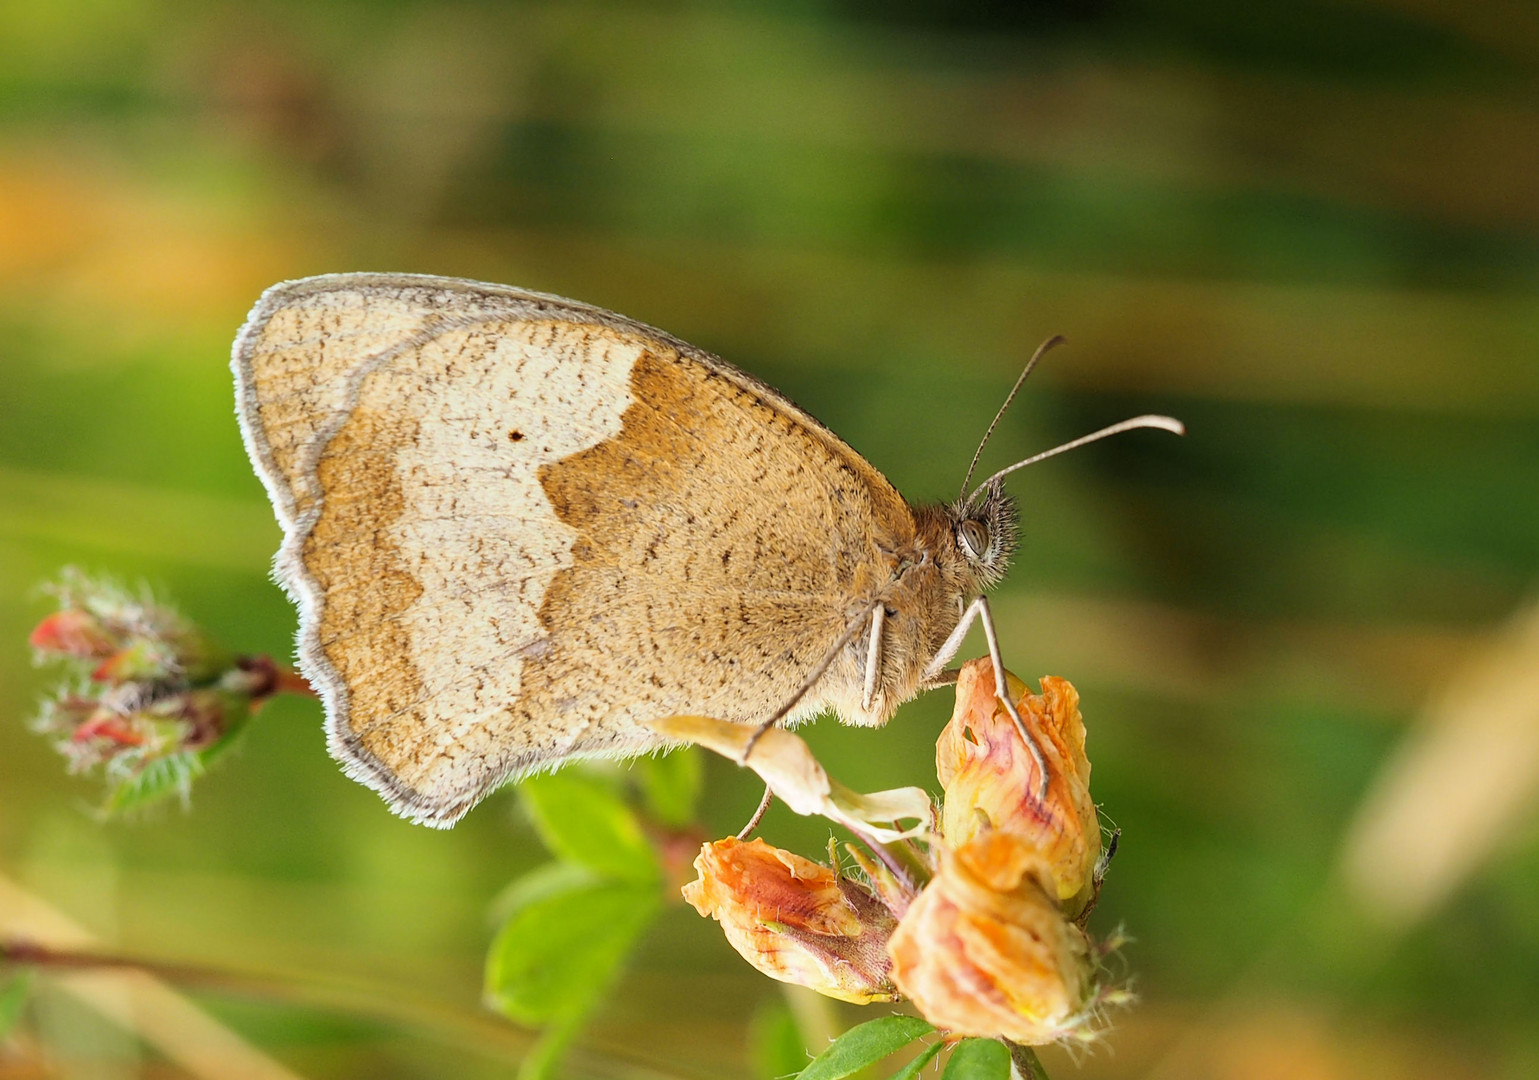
[234,274,917,825]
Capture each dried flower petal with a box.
[684,838,898,1003]
[887,831,1097,1045]
[938,660,1099,912]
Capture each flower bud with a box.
[91,640,179,684]
[683,838,898,1004]
[29,609,118,659]
[28,570,311,811]
[887,831,1096,1045]
[937,660,1099,912]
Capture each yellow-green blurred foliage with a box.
[2,2,1538,1078]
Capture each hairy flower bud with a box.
[937,660,1099,912]
[28,570,311,812]
[887,831,1096,1045]
[683,838,898,1004]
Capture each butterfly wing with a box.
[234,273,918,825]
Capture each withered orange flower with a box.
[937,659,1099,913]
[887,830,1096,1045]
[682,837,898,1003]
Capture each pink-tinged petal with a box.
[938,661,1099,912]
[684,838,898,1004]
[888,832,1097,1045]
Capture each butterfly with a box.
[233,273,1179,826]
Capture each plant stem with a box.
[844,823,920,895]
[0,938,678,1080]
[1006,1041,1050,1080]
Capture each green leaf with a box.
[487,861,597,927]
[796,1016,935,1080]
[635,747,702,828]
[940,1039,1010,1080]
[0,973,33,1040]
[750,996,809,1080]
[889,1040,944,1080]
[518,769,659,882]
[485,873,659,1026]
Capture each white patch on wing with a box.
[361,321,640,758]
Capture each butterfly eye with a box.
[958,519,990,560]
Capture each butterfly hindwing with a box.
[234,273,916,825]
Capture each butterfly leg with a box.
[741,601,880,762]
[976,595,1051,800]
[735,783,775,839]
[861,603,887,711]
[919,667,961,690]
[922,595,985,681]
[925,596,1050,799]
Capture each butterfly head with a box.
[947,480,1018,591]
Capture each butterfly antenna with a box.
[959,334,1068,499]
[966,414,1186,507]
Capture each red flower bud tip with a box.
[71,710,147,747]
[684,838,899,1003]
[29,610,117,658]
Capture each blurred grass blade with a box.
[1340,600,1539,927]
[0,973,33,1040]
[0,873,305,1079]
[750,996,810,1080]
[795,1016,935,1080]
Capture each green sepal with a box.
[101,694,251,815]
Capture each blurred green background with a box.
[3,1,1538,1077]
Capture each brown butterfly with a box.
[233,273,1180,826]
